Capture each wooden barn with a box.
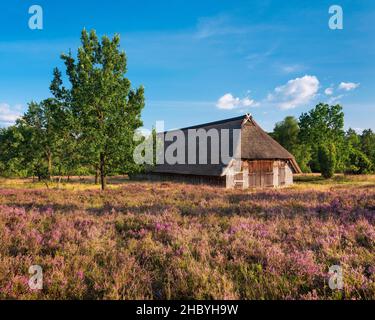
[149,114,301,188]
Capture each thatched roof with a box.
[151,114,301,176]
[240,116,301,172]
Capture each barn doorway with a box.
[246,160,274,188]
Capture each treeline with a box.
[1,31,373,184]
[271,103,375,177]
[0,30,145,190]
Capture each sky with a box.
[0,0,374,132]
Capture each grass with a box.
[0,175,374,300]
[295,174,375,185]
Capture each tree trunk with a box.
[47,151,53,182]
[100,153,106,191]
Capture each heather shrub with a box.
[0,180,374,300]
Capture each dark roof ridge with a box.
[160,115,246,134]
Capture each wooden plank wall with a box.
[243,160,274,188]
[132,173,226,186]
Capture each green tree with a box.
[19,99,65,180]
[291,144,312,173]
[360,129,375,169]
[51,29,145,190]
[272,116,312,172]
[272,116,300,152]
[0,126,28,177]
[299,103,345,173]
[318,143,337,179]
[343,128,372,174]
[346,148,372,174]
[346,128,361,149]
[49,68,84,181]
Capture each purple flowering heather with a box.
[0,178,374,300]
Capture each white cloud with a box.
[267,75,320,110]
[325,87,334,95]
[195,16,248,39]
[216,93,256,110]
[245,45,278,70]
[338,82,360,91]
[328,94,344,104]
[280,64,305,74]
[195,15,280,40]
[0,103,23,126]
[241,97,255,107]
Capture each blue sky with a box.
[1,0,374,132]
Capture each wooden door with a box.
[279,163,286,186]
[247,160,274,188]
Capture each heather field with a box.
[0,175,374,300]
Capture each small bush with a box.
[346,149,373,174]
[318,143,336,179]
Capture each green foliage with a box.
[272,116,312,173]
[292,144,312,173]
[346,148,373,174]
[360,129,375,166]
[51,29,145,189]
[299,103,344,144]
[346,128,361,149]
[271,103,375,175]
[19,99,65,180]
[299,103,345,172]
[272,116,300,152]
[1,34,375,181]
[271,116,311,173]
[0,30,145,186]
[318,143,337,179]
[0,126,27,177]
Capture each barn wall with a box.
[238,160,294,189]
[285,163,294,186]
[132,173,226,186]
[243,160,274,188]
[140,160,295,189]
[273,162,279,187]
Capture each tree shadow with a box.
[4,203,80,213]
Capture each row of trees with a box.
[0,29,145,190]
[0,31,373,184]
[271,103,375,178]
